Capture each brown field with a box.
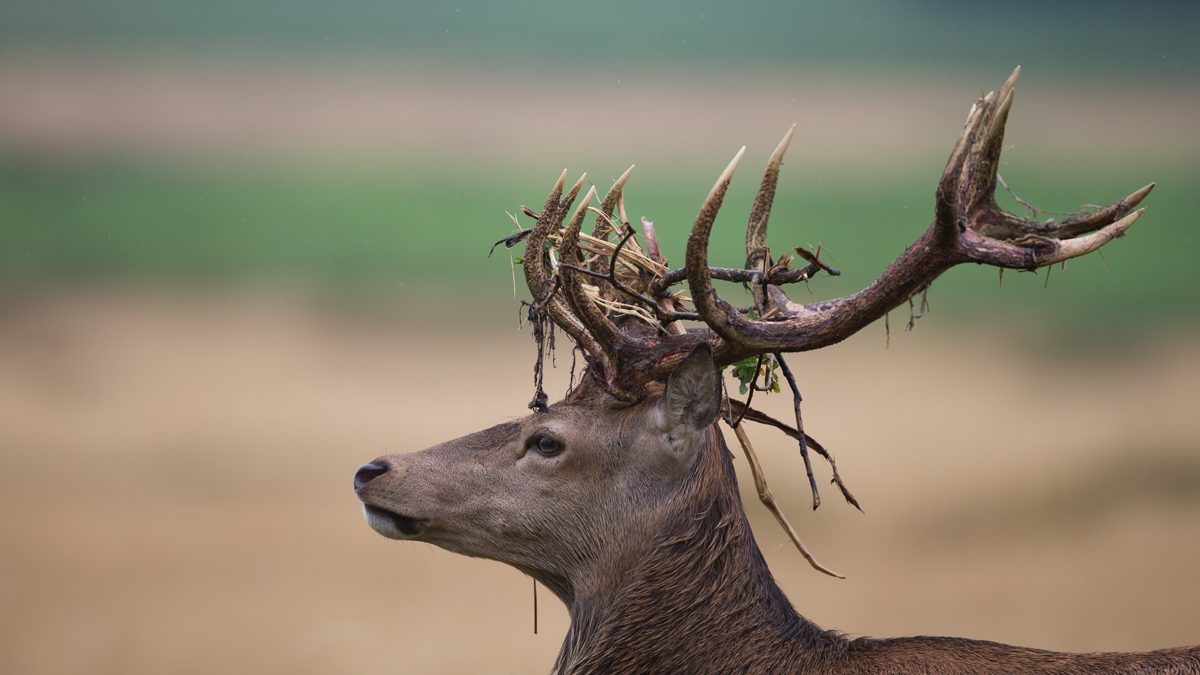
[0,290,1197,674]
[3,60,1198,166]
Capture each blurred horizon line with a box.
[3,55,1197,167]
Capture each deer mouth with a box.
[363,504,429,538]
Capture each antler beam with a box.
[684,66,1150,357]
[520,67,1152,401]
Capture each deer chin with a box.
[362,504,429,539]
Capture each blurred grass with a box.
[3,158,1196,330]
[1,1,1196,81]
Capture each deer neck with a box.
[552,429,842,674]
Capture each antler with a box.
[687,67,1150,357]
[510,68,1150,572]
[519,67,1152,401]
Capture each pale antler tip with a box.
[568,171,588,195]
[1050,208,1144,265]
[768,125,798,169]
[984,87,1015,144]
[580,184,599,208]
[1117,207,1145,232]
[993,66,1022,110]
[725,146,748,179]
[553,168,568,191]
[1125,182,1156,207]
[705,146,747,203]
[613,164,636,190]
[565,185,599,232]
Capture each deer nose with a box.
[354,460,389,491]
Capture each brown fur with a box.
[357,375,1200,674]
[559,421,1200,674]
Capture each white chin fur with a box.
[363,505,408,540]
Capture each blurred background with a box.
[2,2,1198,673]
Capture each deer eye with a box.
[528,434,563,457]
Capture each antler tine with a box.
[934,68,1019,236]
[522,172,607,360]
[522,169,568,296]
[957,67,1018,227]
[686,147,752,350]
[1010,181,1155,240]
[960,67,1017,188]
[682,68,1152,359]
[563,171,589,212]
[746,124,796,274]
[561,184,598,260]
[1003,182,1155,241]
[593,164,636,243]
[586,165,637,296]
[942,66,1150,260]
[1046,208,1143,263]
[960,208,1145,269]
[688,145,838,353]
[559,185,641,393]
[520,69,1151,399]
[934,92,991,237]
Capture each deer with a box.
[353,68,1199,673]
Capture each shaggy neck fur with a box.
[551,428,848,674]
[545,426,1200,675]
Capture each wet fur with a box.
[554,400,1200,674]
[361,374,1199,674]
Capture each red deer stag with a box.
[354,68,1198,673]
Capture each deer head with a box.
[352,69,1187,673]
[354,346,725,604]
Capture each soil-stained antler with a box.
[685,68,1150,360]
[519,67,1151,400]
[510,67,1150,572]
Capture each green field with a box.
[3,158,1196,330]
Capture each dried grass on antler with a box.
[505,67,1152,576]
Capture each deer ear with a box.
[661,344,723,435]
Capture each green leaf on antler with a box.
[729,356,780,395]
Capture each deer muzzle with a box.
[354,458,431,539]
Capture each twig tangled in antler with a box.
[729,422,843,578]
